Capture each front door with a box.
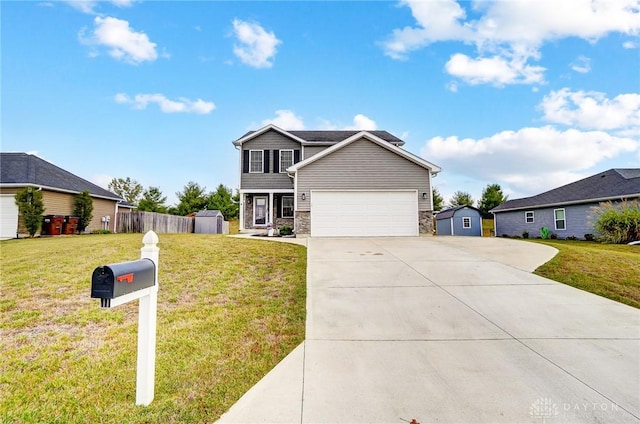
[254,196,267,226]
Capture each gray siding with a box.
[240,130,300,190]
[494,203,598,239]
[303,145,328,160]
[436,209,482,236]
[296,139,432,211]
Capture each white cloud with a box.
[420,125,639,195]
[232,19,281,68]
[445,53,545,86]
[65,0,134,14]
[115,93,215,114]
[383,0,640,86]
[318,114,379,130]
[261,110,305,129]
[623,40,639,48]
[540,88,640,132]
[91,174,113,190]
[80,16,158,64]
[570,55,591,73]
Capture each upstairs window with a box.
[554,208,566,230]
[280,150,294,172]
[249,150,263,173]
[462,217,471,229]
[525,211,534,224]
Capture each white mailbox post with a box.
[90,230,159,406]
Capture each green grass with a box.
[529,239,640,308]
[0,233,306,423]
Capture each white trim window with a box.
[280,150,293,173]
[281,196,294,218]
[249,150,263,173]
[525,211,534,224]
[554,208,566,230]
[462,217,471,229]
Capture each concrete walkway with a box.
[218,237,640,423]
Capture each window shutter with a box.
[294,149,300,163]
[263,150,270,173]
[275,195,281,218]
[242,150,249,173]
[273,149,280,173]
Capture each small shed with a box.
[194,210,225,234]
[435,206,482,237]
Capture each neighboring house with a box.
[491,168,640,239]
[233,125,441,237]
[0,152,124,238]
[435,205,482,237]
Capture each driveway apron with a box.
[219,237,640,423]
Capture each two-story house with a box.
[233,125,441,237]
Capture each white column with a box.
[268,192,274,225]
[136,231,159,406]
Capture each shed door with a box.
[0,195,19,239]
[311,191,418,237]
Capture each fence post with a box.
[136,230,159,406]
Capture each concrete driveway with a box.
[218,237,640,423]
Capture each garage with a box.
[0,194,19,239]
[311,190,418,237]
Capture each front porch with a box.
[239,190,295,232]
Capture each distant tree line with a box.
[108,177,239,219]
[433,183,508,218]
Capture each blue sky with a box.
[2,0,639,207]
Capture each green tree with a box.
[73,190,94,233]
[448,191,474,208]
[175,181,208,216]
[137,186,168,213]
[432,187,444,211]
[108,177,143,206]
[14,187,45,237]
[477,183,508,218]
[207,184,239,219]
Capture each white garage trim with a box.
[0,194,19,239]
[310,190,418,237]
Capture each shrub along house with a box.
[233,125,441,237]
[0,152,124,238]
[490,169,640,239]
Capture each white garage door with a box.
[311,190,418,237]
[0,195,19,239]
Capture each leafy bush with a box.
[502,234,509,238]
[590,200,640,244]
[549,233,558,239]
[73,190,93,233]
[522,230,529,239]
[279,225,293,236]
[91,229,112,234]
[14,187,45,237]
[566,236,578,241]
[584,233,595,241]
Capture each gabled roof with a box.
[0,152,122,201]
[491,169,640,213]
[195,210,223,217]
[286,131,441,175]
[232,124,405,146]
[435,205,480,220]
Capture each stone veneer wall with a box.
[295,211,310,235]
[419,211,434,234]
[244,198,254,229]
[274,217,294,229]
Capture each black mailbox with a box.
[91,259,155,307]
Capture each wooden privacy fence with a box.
[117,212,194,234]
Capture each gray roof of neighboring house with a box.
[0,152,122,200]
[236,129,405,146]
[436,205,481,220]
[491,168,640,213]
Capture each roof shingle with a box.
[1,152,122,200]
[491,168,640,212]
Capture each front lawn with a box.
[0,233,306,423]
[529,239,640,308]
